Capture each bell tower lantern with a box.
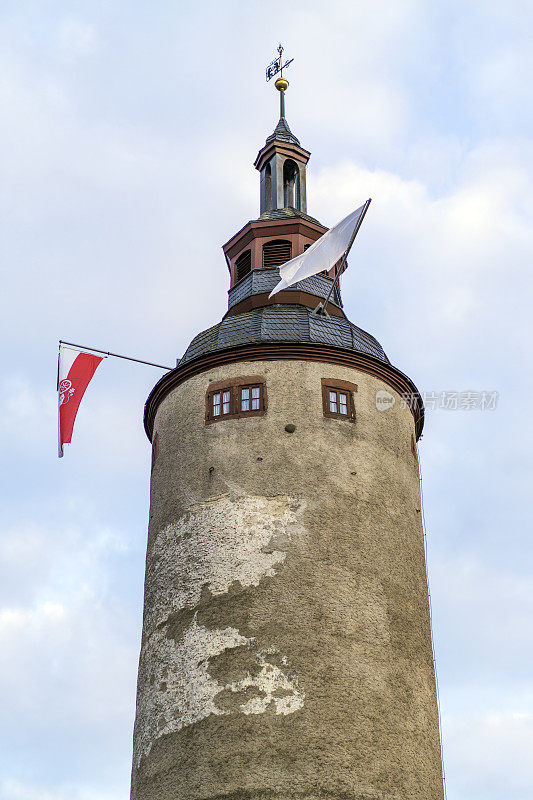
[255,77,309,214]
[223,61,328,293]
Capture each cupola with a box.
[223,76,338,300]
[255,78,310,215]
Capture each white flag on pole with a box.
[269,201,370,298]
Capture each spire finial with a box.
[266,44,293,120]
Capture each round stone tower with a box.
[131,80,444,800]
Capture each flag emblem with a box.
[58,379,75,406]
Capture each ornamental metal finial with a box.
[266,44,293,119]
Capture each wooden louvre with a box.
[263,240,292,269]
[235,250,252,282]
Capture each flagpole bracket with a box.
[312,302,329,318]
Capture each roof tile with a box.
[179,305,389,366]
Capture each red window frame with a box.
[321,378,357,421]
[206,377,267,423]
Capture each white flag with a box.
[269,200,370,298]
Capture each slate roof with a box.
[228,268,342,311]
[258,207,323,226]
[179,305,389,366]
[265,117,300,146]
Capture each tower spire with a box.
[257,45,308,215]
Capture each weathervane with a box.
[266,44,293,82]
[266,44,293,119]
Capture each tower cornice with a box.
[254,140,311,173]
[222,216,327,266]
[144,343,424,442]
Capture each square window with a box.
[322,379,357,422]
[240,384,262,413]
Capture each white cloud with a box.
[310,138,532,381]
[0,514,138,793]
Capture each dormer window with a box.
[206,377,267,423]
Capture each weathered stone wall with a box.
[131,359,444,800]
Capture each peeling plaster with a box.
[133,618,304,767]
[234,649,305,715]
[133,617,249,766]
[144,493,304,631]
[134,494,306,767]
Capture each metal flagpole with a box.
[313,198,372,317]
[59,340,173,370]
[57,346,62,457]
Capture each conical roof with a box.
[265,116,300,146]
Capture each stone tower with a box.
[131,79,444,800]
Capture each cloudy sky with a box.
[1,1,532,798]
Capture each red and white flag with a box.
[58,346,103,457]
